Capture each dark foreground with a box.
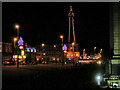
[2,63,110,89]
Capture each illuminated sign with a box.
[26,47,36,53]
[19,46,23,49]
[62,44,67,51]
[13,55,26,59]
[21,50,24,55]
[18,37,24,46]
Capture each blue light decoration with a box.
[34,49,36,52]
[31,49,33,52]
[68,58,72,60]
[18,37,24,46]
[62,44,67,51]
[79,60,83,63]
[26,48,30,52]
[26,47,36,53]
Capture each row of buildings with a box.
[1,40,80,65]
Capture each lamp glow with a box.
[15,24,19,29]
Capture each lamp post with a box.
[96,75,101,85]
[100,49,103,60]
[94,47,96,59]
[60,35,63,46]
[15,24,19,40]
[13,37,17,55]
[15,24,20,68]
[41,43,45,62]
[13,37,17,48]
[83,49,85,59]
[60,35,64,65]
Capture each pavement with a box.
[2,63,107,89]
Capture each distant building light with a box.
[43,53,46,56]
[53,58,55,61]
[54,45,56,48]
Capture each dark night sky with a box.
[2,2,110,55]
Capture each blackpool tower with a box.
[68,5,76,43]
[67,5,78,52]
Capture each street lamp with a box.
[41,43,45,62]
[60,35,64,65]
[83,49,85,58]
[72,42,75,52]
[13,37,17,48]
[100,49,103,54]
[15,24,20,39]
[60,35,63,46]
[42,43,45,47]
[96,74,102,86]
[54,45,56,48]
[94,47,96,58]
[15,24,20,68]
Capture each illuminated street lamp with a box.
[100,49,103,54]
[41,43,45,62]
[42,43,45,47]
[60,35,64,65]
[94,47,96,57]
[54,45,56,48]
[60,35,63,46]
[83,49,85,58]
[15,24,20,68]
[13,37,17,48]
[96,75,101,85]
[15,24,20,39]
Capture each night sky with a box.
[2,2,110,56]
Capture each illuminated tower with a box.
[68,5,76,43]
[68,5,78,52]
[109,2,120,75]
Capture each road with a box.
[2,63,106,89]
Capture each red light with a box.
[43,53,46,55]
